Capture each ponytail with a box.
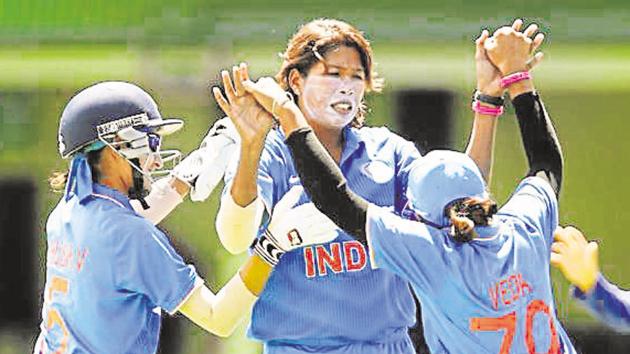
[48,149,104,192]
[446,197,497,243]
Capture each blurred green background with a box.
[1,1,629,353]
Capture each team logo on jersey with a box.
[287,229,303,247]
[360,160,394,183]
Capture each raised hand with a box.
[475,29,503,97]
[241,76,308,135]
[241,76,298,119]
[484,19,545,76]
[212,63,274,148]
[551,226,600,293]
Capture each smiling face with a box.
[290,45,367,130]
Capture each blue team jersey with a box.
[367,177,578,354]
[223,126,419,353]
[34,183,200,354]
[572,274,630,333]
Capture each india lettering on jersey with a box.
[302,240,368,278]
[48,240,89,273]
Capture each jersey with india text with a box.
[223,126,419,353]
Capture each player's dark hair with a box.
[276,18,383,128]
[49,149,104,192]
[446,197,498,243]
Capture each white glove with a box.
[253,186,339,266]
[171,118,239,202]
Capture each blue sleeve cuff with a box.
[571,273,607,300]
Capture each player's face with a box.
[296,45,366,129]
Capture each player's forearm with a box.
[131,177,185,224]
[178,255,270,337]
[285,127,369,242]
[216,185,263,254]
[573,274,630,333]
[179,278,256,337]
[465,114,499,184]
[512,88,563,195]
[230,143,264,206]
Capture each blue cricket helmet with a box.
[58,81,183,158]
[406,150,487,228]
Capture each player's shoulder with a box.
[353,125,400,144]
[497,176,558,234]
[86,198,155,236]
[502,176,557,209]
[367,204,430,237]
[261,128,291,160]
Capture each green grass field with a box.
[1,41,629,353]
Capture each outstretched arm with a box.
[179,186,339,336]
[241,75,370,242]
[213,64,275,254]
[178,254,269,337]
[551,226,630,333]
[464,28,503,183]
[285,128,369,242]
[484,20,562,195]
[511,85,563,195]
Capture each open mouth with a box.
[330,101,354,115]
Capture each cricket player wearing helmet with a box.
[244,20,578,354]
[34,81,339,353]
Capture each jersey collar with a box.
[339,126,364,166]
[90,183,134,211]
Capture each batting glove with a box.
[254,186,339,266]
[171,118,239,202]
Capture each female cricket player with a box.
[212,18,515,353]
[242,22,578,354]
[34,81,338,353]
[552,226,630,333]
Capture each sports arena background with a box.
[0,1,629,353]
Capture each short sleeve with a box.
[113,217,200,314]
[499,176,558,248]
[366,204,446,293]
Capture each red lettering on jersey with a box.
[489,273,535,310]
[499,279,512,306]
[518,273,533,295]
[344,241,367,272]
[76,248,89,272]
[316,243,343,276]
[303,247,316,278]
[489,284,500,310]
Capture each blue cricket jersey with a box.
[35,183,200,354]
[367,177,578,354]
[223,126,419,353]
[572,274,630,333]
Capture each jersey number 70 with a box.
[469,299,560,354]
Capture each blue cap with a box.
[58,81,182,158]
[406,150,487,228]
